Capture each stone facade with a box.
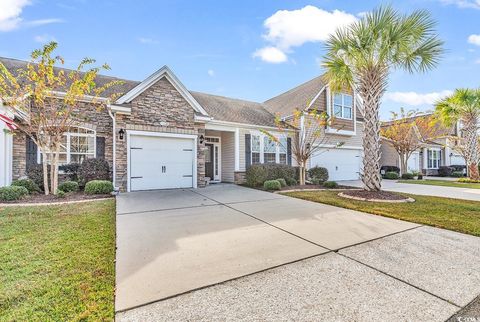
[12,133,26,179]
[114,77,206,191]
[234,171,246,184]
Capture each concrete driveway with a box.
[116,184,480,321]
[342,179,480,201]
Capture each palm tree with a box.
[323,6,443,191]
[435,89,480,180]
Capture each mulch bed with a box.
[340,190,410,201]
[279,184,355,191]
[1,192,113,204]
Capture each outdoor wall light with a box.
[118,128,125,140]
[199,134,205,144]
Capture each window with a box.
[263,136,276,163]
[251,135,261,164]
[250,134,288,165]
[39,127,96,165]
[427,149,441,169]
[333,93,353,120]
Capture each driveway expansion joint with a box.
[116,203,220,216]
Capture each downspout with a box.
[107,106,116,190]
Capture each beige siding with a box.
[380,140,400,167]
[221,131,235,182]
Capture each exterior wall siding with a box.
[220,131,235,183]
[380,140,400,167]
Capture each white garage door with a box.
[309,148,362,181]
[129,135,195,191]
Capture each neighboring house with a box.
[0,57,362,191]
[380,113,466,175]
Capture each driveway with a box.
[116,184,480,321]
[343,179,480,201]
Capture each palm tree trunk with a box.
[464,118,480,180]
[359,75,383,191]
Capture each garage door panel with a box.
[130,135,195,191]
[310,148,362,181]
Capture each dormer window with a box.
[333,93,353,120]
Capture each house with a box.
[0,57,362,191]
[380,113,466,175]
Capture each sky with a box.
[0,0,479,120]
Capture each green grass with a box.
[0,200,116,321]
[398,179,480,189]
[283,191,480,237]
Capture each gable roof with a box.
[116,65,209,116]
[0,57,140,99]
[264,75,326,117]
[381,113,457,140]
[190,91,277,127]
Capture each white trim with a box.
[49,90,110,103]
[205,136,221,181]
[126,130,198,192]
[315,144,363,150]
[306,85,327,110]
[109,104,131,115]
[325,128,356,136]
[249,131,288,165]
[116,65,209,116]
[205,119,295,132]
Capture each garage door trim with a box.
[126,130,198,192]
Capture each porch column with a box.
[234,128,240,171]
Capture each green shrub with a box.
[59,163,80,181]
[323,181,338,189]
[245,165,268,187]
[417,174,423,180]
[285,177,297,186]
[401,173,414,180]
[78,158,110,186]
[84,180,113,195]
[11,179,41,194]
[263,180,281,191]
[276,178,287,187]
[26,164,51,191]
[0,186,29,201]
[58,181,79,193]
[452,171,464,178]
[56,189,66,198]
[311,178,321,185]
[384,171,399,180]
[308,166,329,182]
[245,164,296,187]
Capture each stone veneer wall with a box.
[11,99,114,180]
[114,77,206,191]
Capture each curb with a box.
[0,197,113,207]
[275,188,362,193]
[337,192,415,203]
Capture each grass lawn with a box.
[283,190,480,237]
[0,199,115,321]
[398,179,480,189]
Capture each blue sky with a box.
[1,0,479,119]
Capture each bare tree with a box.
[0,42,122,194]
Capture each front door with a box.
[205,143,214,180]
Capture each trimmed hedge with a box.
[381,165,400,174]
[438,166,454,177]
[58,181,79,193]
[285,177,297,186]
[263,180,281,191]
[458,178,480,183]
[276,178,287,187]
[84,180,113,195]
[246,164,296,187]
[59,163,80,181]
[401,173,414,180]
[323,181,338,189]
[452,171,464,178]
[308,166,329,183]
[78,159,110,186]
[384,171,399,180]
[11,179,41,194]
[26,164,50,191]
[0,186,29,201]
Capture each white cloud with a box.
[475,58,480,64]
[253,5,357,63]
[439,0,480,9]
[384,90,453,106]
[34,34,56,43]
[207,69,215,77]
[26,18,63,27]
[138,37,159,44]
[468,34,480,46]
[0,0,30,31]
[253,46,288,63]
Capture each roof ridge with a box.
[190,90,264,105]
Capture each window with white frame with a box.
[251,134,288,165]
[333,93,353,120]
[427,149,440,169]
[39,127,96,165]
